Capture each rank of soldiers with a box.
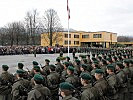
[0,48,133,100]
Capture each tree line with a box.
[0,9,63,46]
[117,36,133,42]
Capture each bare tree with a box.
[42,9,63,46]
[25,9,40,45]
[117,36,133,42]
[0,28,7,46]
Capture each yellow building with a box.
[116,42,133,47]
[41,31,117,48]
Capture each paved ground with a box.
[0,53,88,74]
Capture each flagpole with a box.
[67,0,70,57]
[68,17,70,57]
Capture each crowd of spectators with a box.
[0,45,121,56]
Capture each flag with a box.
[67,0,70,19]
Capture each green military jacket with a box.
[47,71,60,86]
[43,65,50,76]
[93,78,108,99]
[116,69,128,93]
[11,78,31,100]
[73,65,80,75]
[65,74,79,88]
[47,71,60,95]
[0,77,12,100]
[27,84,51,100]
[56,62,64,74]
[128,66,133,92]
[80,71,90,77]
[106,73,118,99]
[1,71,14,84]
[63,95,78,100]
[81,84,98,100]
[91,68,96,76]
[61,70,67,82]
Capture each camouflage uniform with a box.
[27,84,51,100]
[0,77,12,100]
[128,65,133,100]
[62,95,78,100]
[0,68,14,100]
[56,62,64,75]
[11,78,31,100]
[93,78,108,100]
[106,73,118,100]
[61,70,67,82]
[47,71,60,100]
[81,84,98,100]
[0,71,14,85]
[65,74,79,88]
[42,65,50,76]
[116,69,128,100]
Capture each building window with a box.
[74,41,79,45]
[82,34,89,38]
[74,34,79,38]
[93,34,102,38]
[64,40,71,45]
[64,34,71,38]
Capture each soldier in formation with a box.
[0,48,133,100]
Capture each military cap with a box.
[82,58,87,63]
[129,60,133,64]
[67,66,74,72]
[106,64,115,70]
[116,62,124,69]
[59,82,74,91]
[33,65,40,70]
[33,61,38,65]
[101,52,104,55]
[49,64,56,69]
[122,54,127,57]
[2,65,9,70]
[86,54,90,57]
[112,56,117,60]
[95,69,104,74]
[108,54,111,58]
[118,56,122,60]
[80,73,91,80]
[63,62,69,67]
[102,59,107,64]
[79,55,86,58]
[34,74,43,81]
[93,60,99,64]
[56,58,60,62]
[123,60,130,64]
[74,56,78,59]
[106,58,112,62]
[103,55,106,59]
[98,56,102,59]
[2,65,9,68]
[18,63,24,67]
[75,59,80,63]
[81,64,88,69]
[16,69,25,74]
[92,57,97,61]
[45,59,50,62]
[92,54,95,57]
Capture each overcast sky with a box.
[0,0,133,36]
